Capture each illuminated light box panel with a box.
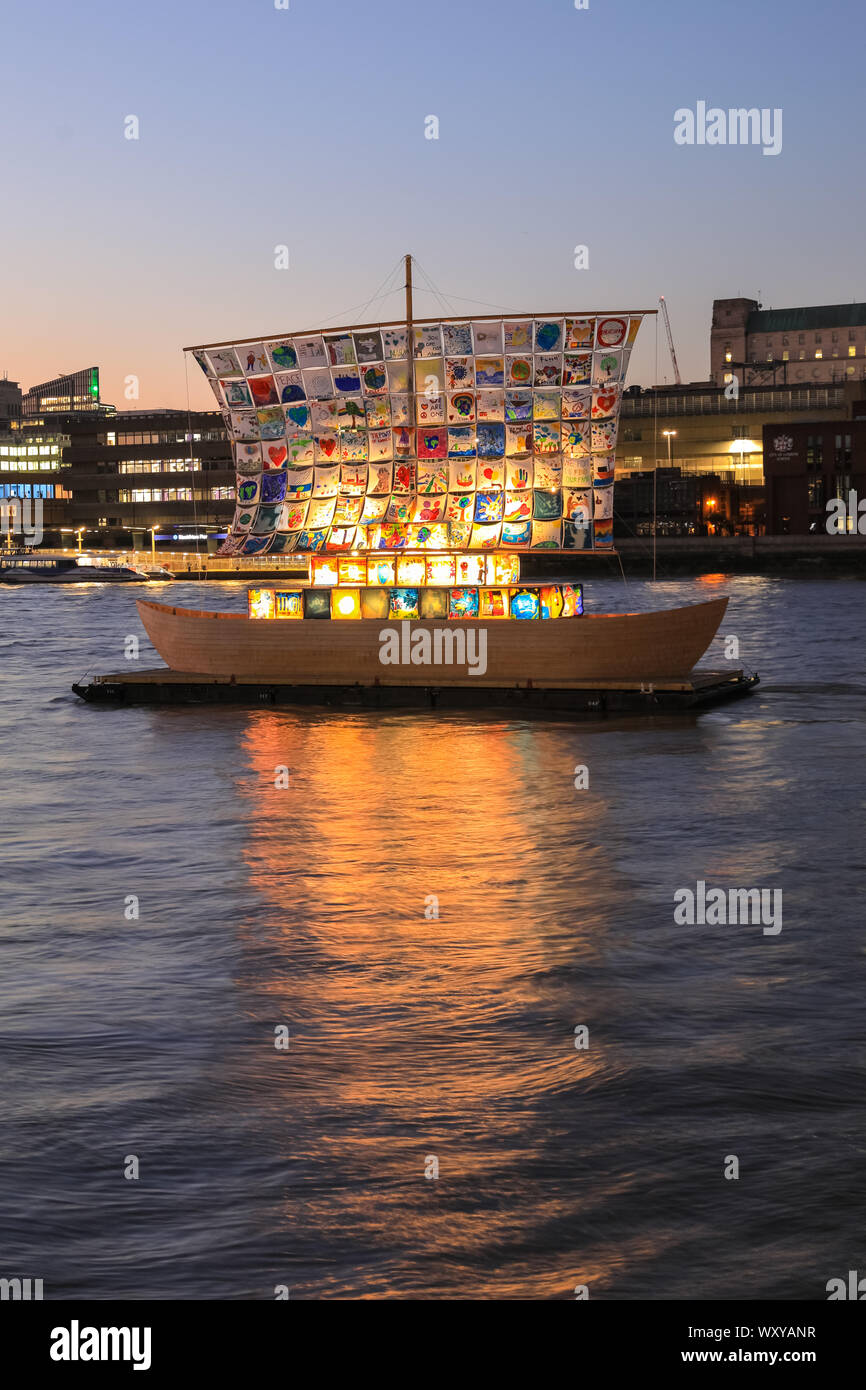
[248,584,583,620]
[190,313,645,558]
[310,552,520,588]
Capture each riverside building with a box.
[0,406,233,548]
[710,298,866,388]
[762,417,866,534]
[22,367,102,415]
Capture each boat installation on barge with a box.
[72,257,758,713]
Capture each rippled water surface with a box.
[0,574,864,1299]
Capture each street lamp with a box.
[654,429,677,579]
[150,524,159,561]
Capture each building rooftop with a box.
[115,408,221,417]
[748,303,866,334]
[621,380,847,418]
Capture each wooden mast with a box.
[405,253,415,515]
[405,251,414,330]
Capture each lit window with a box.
[724,350,732,363]
[782,350,789,361]
[815,349,823,359]
[849,346,856,357]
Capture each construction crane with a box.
[658,295,682,386]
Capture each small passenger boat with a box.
[0,553,149,584]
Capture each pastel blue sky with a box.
[1,0,862,409]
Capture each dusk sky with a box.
[2,0,863,410]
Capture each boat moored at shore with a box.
[0,553,150,583]
[135,583,730,686]
[72,260,757,711]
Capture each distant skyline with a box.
[2,0,864,410]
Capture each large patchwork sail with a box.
[188,304,646,556]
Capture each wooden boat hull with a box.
[136,595,728,686]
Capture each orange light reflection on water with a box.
[232,709,632,1298]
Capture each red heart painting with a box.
[318,437,336,457]
[267,445,287,466]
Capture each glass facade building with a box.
[22,367,101,415]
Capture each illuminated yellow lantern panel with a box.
[561,583,583,617]
[331,588,362,619]
[367,557,395,586]
[248,587,275,619]
[455,555,485,585]
[274,590,303,619]
[338,557,367,586]
[420,587,449,619]
[426,554,457,585]
[480,588,509,619]
[360,586,390,619]
[389,587,420,619]
[485,554,520,586]
[540,586,564,620]
[312,557,339,586]
[510,589,540,620]
[449,587,479,619]
[396,556,426,586]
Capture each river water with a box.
[0,574,863,1299]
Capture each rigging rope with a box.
[318,256,405,327]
